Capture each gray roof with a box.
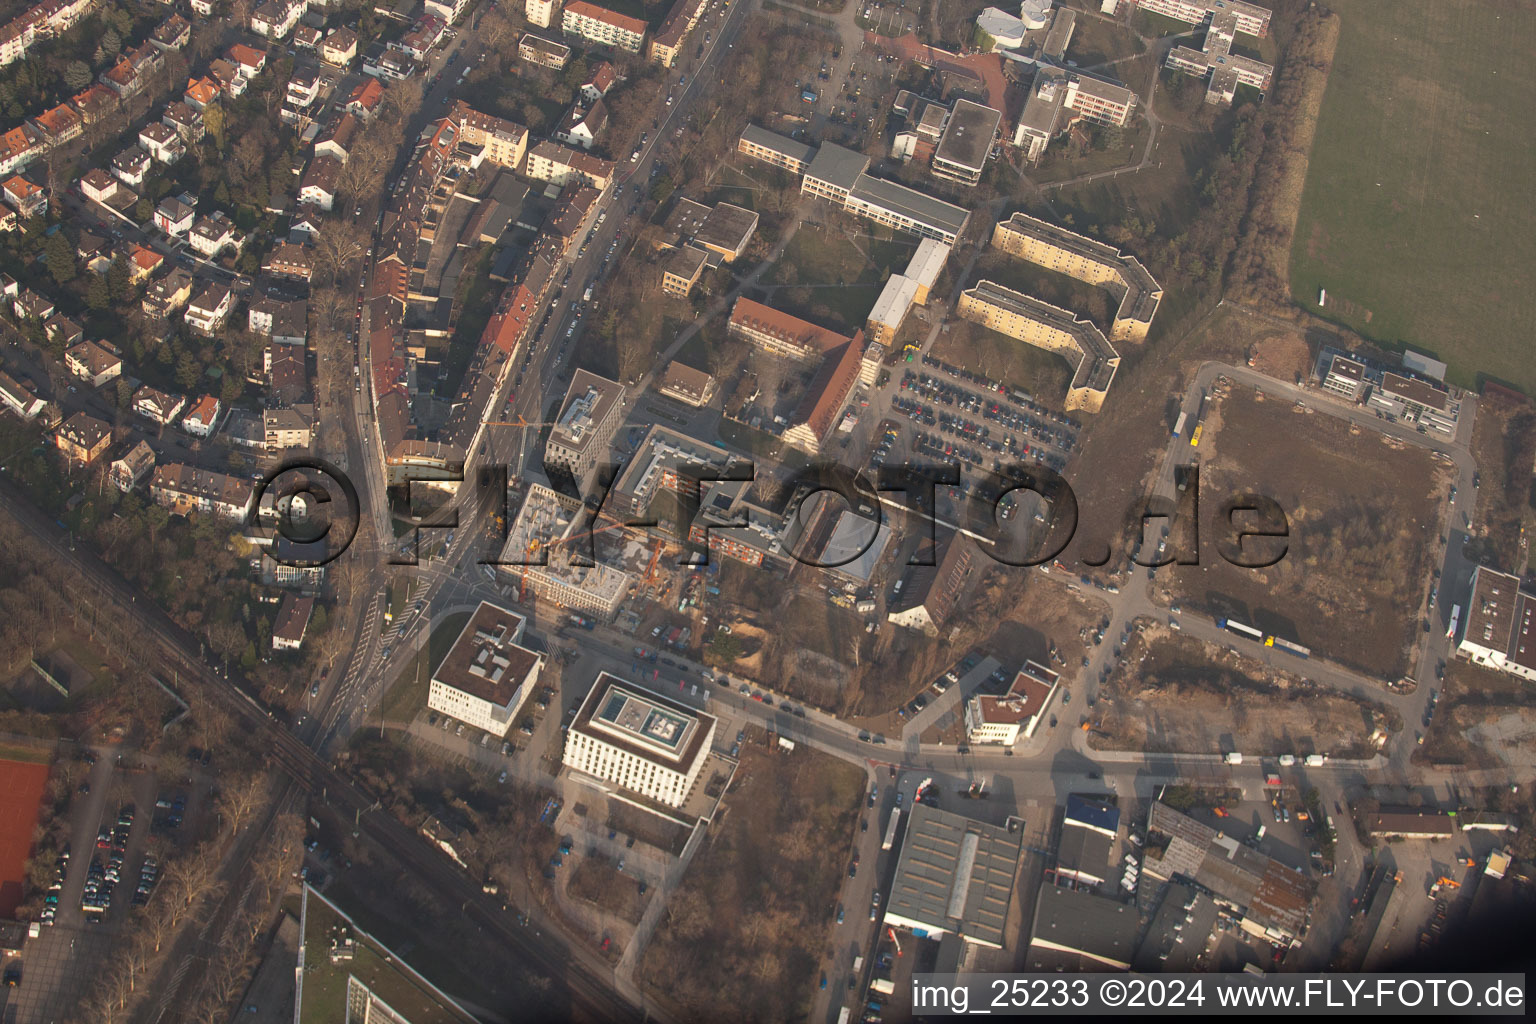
[805,142,870,193]
[1132,882,1220,972]
[884,804,1025,949]
[934,99,1002,174]
[846,173,970,237]
[739,123,815,166]
[1027,884,1138,970]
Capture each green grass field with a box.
[1289,0,1536,393]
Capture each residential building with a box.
[1027,884,1138,970]
[737,123,815,174]
[251,0,306,40]
[524,140,614,190]
[563,672,717,809]
[561,0,646,53]
[108,440,155,492]
[69,84,119,127]
[659,243,706,297]
[958,280,1118,412]
[161,101,205,144]
[271,594,315,651]
[150,463,256,520]
[54,412,112,464]
[1137,0,1271,37]
[293,25,322,50]
[64,340,122,388]
[648,0,706,66]
[963,660,1057,746]
[544,369,625,481]
[138,122,185,165]
[519,33,571,69]
[189,212,242,258]
[154,196,195,236]
[424,0,469,22]
[299,155,341,210]
[526,0,561,28]
[657,362,717,408]
[111,147,151,188]
[185,281,233,335]
[346,77,384,118]
[141,267,193,316]
[0,124,40,176]
[132,385,186,425]
[181,395,221,437]
[883,804,1026,949]
[0,369,46,419]
[555,97,607,149]
[150,12,190,50]
[930,98,1003,186]
[262,241,314,281]
[1,175,44,218]
[43,314,81,348]
[29,102,81,146]
[12,288,51,320]
[451,103,529,168]
[263,403,316,450]
[183,75,220,110]
[314,113,357,163]
[1457,565,1536,682]
[320,27,358,66]
[579,61,616,104]
[991,211,1161,342]
[228,43,268,78]
[427,602,543,736]
[248,296,307,344]
[888,528,979,635]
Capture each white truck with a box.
[1225,752,1243,765]
[1304,754,1326,767]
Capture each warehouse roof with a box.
[883,804,1025,949]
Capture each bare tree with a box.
[215,773,268,836]
[313,219,368,283]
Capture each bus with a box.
[882,809,901,851]
[1189,423,1204,447]
[1446,604,1461,642]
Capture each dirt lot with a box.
[640,745,863,1022]
[1092,625,1396,758]
[567,856,647,925]
[1466,389,1536,573]
[1419,659,1536,770]
[1170,383,1450,678]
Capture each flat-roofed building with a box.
[544,369,625,480]
[1138,0,1271,37]
[519,33,571,69]
[1015,67,1137,161]
[931,99,1002,186]
[1367,371,1456,436]
[428,601,543,736]
[958,280,1118,412]
[736,123,815,174]
[660,243,707,297]
[963,660,1056,746]
[883,804,1026,949]
[1144,801,1314,945]
[1364,808,1457,841]
[843,173,971,244]
[1027,884,1137,970]
[802,141,870,204]
[561,0,646,53]
[1457,565,1536,683]
[691,201,758,262]
[867,274,920,345]
[1057,794,1119,886]
[904,237,950,303]
[657,361,717,407]
[1164,8,1273,105]
[610,423,737,518]
[727,297,854,362]
[499,483,637,617]
[563,672,717,808]
[688,478,790,569]
[1321,354,1366,400]
[992,211,1161,343]
[526,0,561,28]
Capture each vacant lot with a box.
[567,856,647,925]
[1170,384,1450,678]
[1419,658,1536,769]
[1466,389,1536,572]
[641,745,862,1022]
[1289,0,1536,392]
[1093,626,1395,757]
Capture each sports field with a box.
[0,758,50,917]
[1289,0,1536,393]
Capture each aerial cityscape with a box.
[0,0,1529,1019]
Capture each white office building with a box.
[563,672,716,809]
[427,602,544,737]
